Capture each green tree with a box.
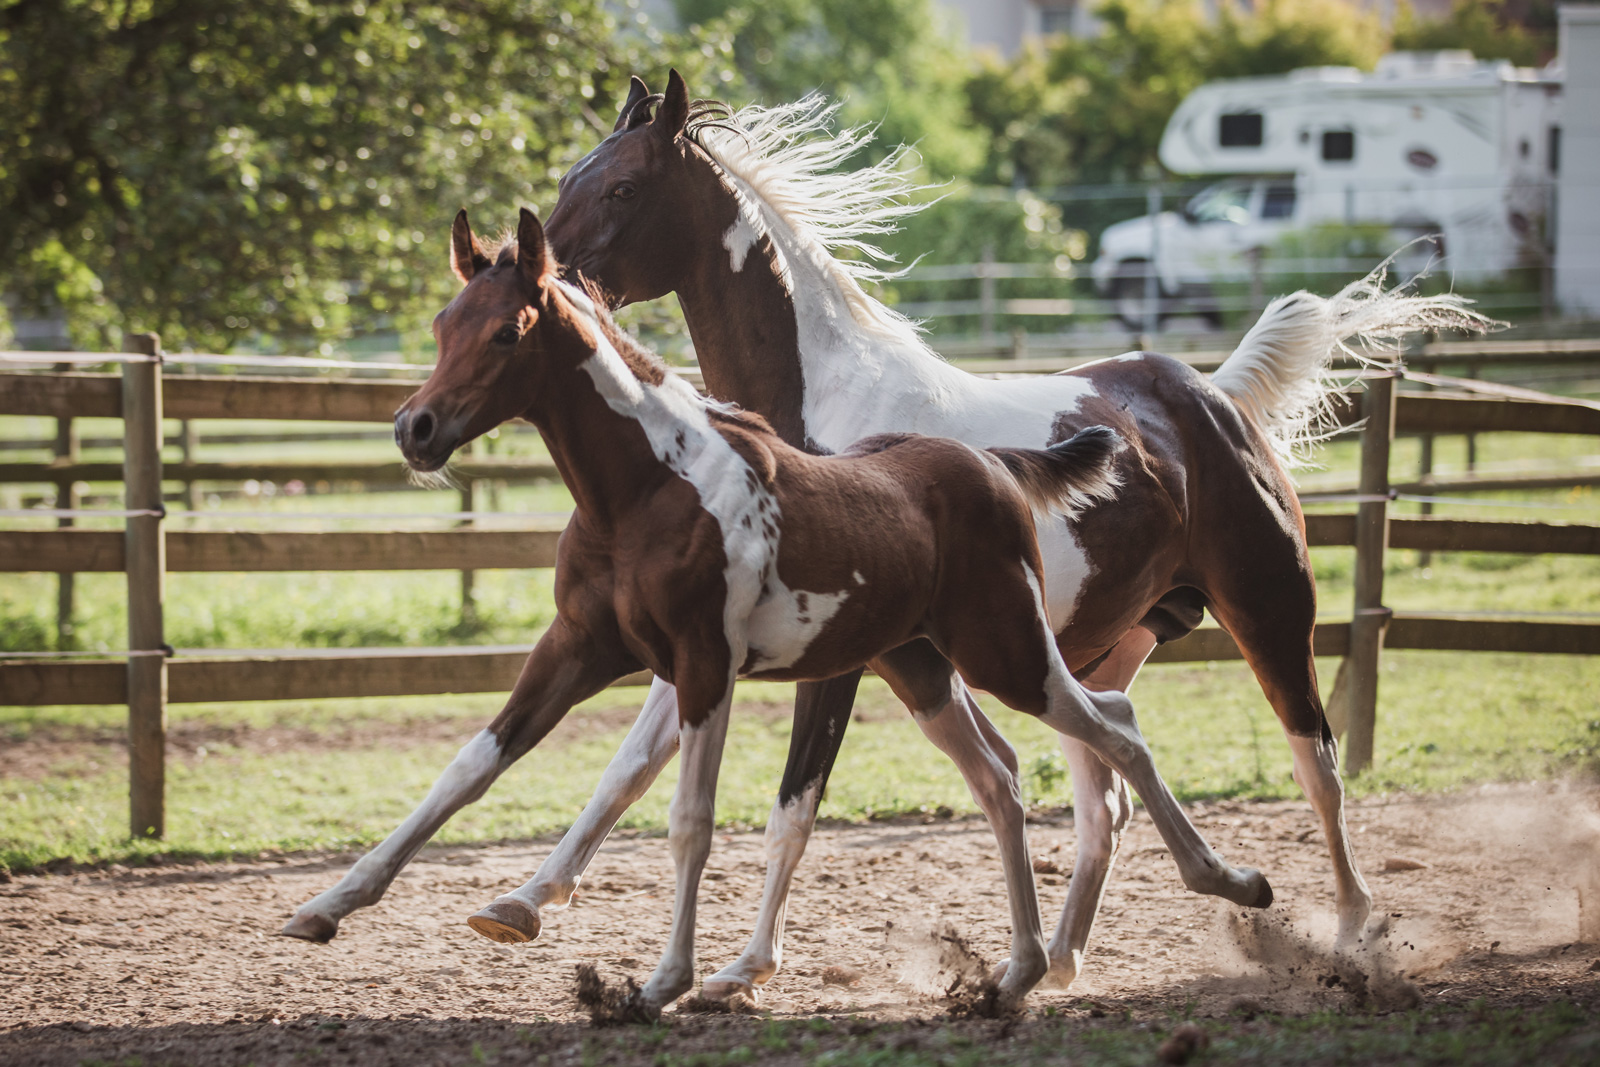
[965,0,1385,190]
[671,0,984,177]
[0,0,731,352]
[1391,0,1552,68]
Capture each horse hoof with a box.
[700,976,759,1004]
[467,897,541,943]
[279,912,339,943]
[1246,870,1274,909]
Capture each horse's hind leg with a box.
[1205,569,1372,949]
[701,670,861,1003]
[873,639,1049,1003]
[1042,628,1154,989]
[959,567,1272,913]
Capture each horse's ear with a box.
[614,75,651,132]
[654,68,690,140]
[451,209,491,285]
[516,207,548,289]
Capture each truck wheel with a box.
[1111,260,1157,330]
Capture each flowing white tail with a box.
[1211,265,1496,464]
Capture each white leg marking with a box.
[1287,732,1373,948]
[1043,628,1155,989]
[491,678,682,926]
[639,691,736,1014]
[284,730,503,939]
[915,680,1049,1003]
[702,778,823,1001]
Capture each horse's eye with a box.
[493,325,519,345]
[611,182,636,201]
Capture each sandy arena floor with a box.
[4,784,1600,1063]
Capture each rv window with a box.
[1219,113,1263,148]
[1549,126,1561,175]
[1262,185,1297,220]
[1322,130,1355,162]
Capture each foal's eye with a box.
[611,182,636,201]
[493,325,519,346]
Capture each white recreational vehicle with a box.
[1091,51,1563,324]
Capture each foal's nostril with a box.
[411,411,435,446]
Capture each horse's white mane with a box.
[690,97,933,345]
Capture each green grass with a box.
[5,649,1599,873]
[3,390,1599,872]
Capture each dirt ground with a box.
[4,783,1600,1065]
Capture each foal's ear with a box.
[654,68,690,140]
[450,209,492,285]
[614,75,651,132]
[516,207,549,289]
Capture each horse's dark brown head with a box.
[396,208,572,472]
[544,70,729,307]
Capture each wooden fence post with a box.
[978,244,996,339]
[124,334,168,839]
[1340,371,1396,774]
[53,391,80,648]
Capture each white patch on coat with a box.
[722,214,762,272]
[564,283,844,679]
[852,570,866,586]
[746,584,848,672]
[710,171,1111,637]
[1030,509,1096,629]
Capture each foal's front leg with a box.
[699,671,861,1003]
[280,620,623,942]
[633,682,736,1017]
[469,677,682,942]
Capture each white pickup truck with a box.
[1091,176,1303,327]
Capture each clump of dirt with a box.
[1157,1022,1210,1065]
[889,920,1014,1018]
[572,963,645,1026]
[821,965,863,988]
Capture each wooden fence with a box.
[2,340,1599,837]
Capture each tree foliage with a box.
[0,0,731,351]
[1392,0,1553,68]
[965,0,1385,190]
[672,0,984,176]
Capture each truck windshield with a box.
[1187,183,1252,224]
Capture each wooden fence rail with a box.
[3,341,1599,833]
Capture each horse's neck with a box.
[681,179,969,452]
[530,348,697,528]
[676,244,809,449]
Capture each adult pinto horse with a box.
[518,72,1486,1000]
[288,206,1269,1016]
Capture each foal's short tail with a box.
[990,424,1122,519]
[1210,261,1495,465]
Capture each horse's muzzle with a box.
[394,404,457,472]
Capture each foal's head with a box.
[395,208,603,472]
[543,70,728,306]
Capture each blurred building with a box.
[935,0,1456,55]
[1555,3,1600,313]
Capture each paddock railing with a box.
[2,339,1599,835]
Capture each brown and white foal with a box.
[282,208,1269,1016]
